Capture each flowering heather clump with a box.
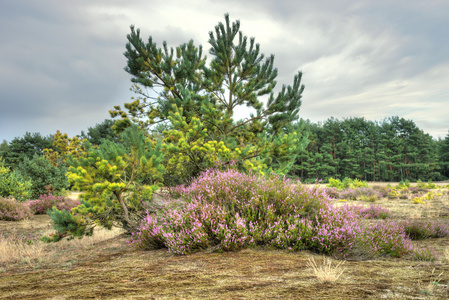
[132,169,329,254]
[131,169,417,259]
[358,205,391,219]
[401,220,449,240]
[27,194,80,214]
[356,220,413,258]
[412,246,439,262]
[310,203,362,257]
[372,186,390,198]
[0,196,33,221]
[323,187,340,199]
[338,187,381,201]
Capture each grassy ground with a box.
[1,188,449,299]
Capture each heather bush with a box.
[27,193,80,215]
[338,187,380,201]
[356,220,413,258]
[0,196,33,221]
[131,169,416,259]
[132,169,328,254]
[310,204,362,257]
[402,220,449,240]
[323,187,340,199]
[357,205,391,219]
[412,246,439,262]
[372,186,390,198]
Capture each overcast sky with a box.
[1,0,448,143]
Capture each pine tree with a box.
[111,14,307,181]
[66,125,165,233]
[2,132,53,169]
[438,131,449,179]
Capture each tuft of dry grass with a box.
[306,255,346,284]
[444,247,449,262]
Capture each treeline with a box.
[291,116,449,182]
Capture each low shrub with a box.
[132,170,326,254]
[0,196,33,221]
[0,160,32,201]
[388,189,401,199]
[402,220,449,240]
[358,205,391,219]
[338,187,380,201]
[412,246,439,262]
[45,207,90,240]
[356,220,412,258]
[131,169,414,259]
[328,177,368,190]
[397,180,411,190]
[27,193,80,215]
[372,186,390,198]
[323,187,340,199]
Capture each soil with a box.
[1,188,449,299]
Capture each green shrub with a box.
[328,177,369,190]
[328,178,343,189]
[0,159,32,201]
[351,179,369,188]
[397,180,411,190]
[46,207,90,239]
[17,155,68,199]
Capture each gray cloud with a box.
[1,0,448,143]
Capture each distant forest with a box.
[290,116,449,182]
[1,116,449,183]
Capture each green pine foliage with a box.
[437,131,449,179]
[17,155,69,199]
[294,117,442,182]
[110,14,308,182]
[0,158,32,201]
[45,207,89,241]
[1,132,54,169]
[66,125,165,233]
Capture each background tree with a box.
[438,131,449,179]
[291,116,440,182]
[2,132,53,169]
[79,119,120,146]
[110,14,307,183]
[44,130,86,167]
[17,155,68,198]
[0,140,8,157]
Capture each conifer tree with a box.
[438,131,449,179]
[111,14,307,181]
[66,125,164,233]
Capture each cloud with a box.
[0,0,448,142]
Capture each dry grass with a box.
[0,225,124,268]
[417,268,445,296]
[0,235,45,265]
[1,186,448,299]
[306,255,346,284]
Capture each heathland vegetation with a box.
[1,14,449,299]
